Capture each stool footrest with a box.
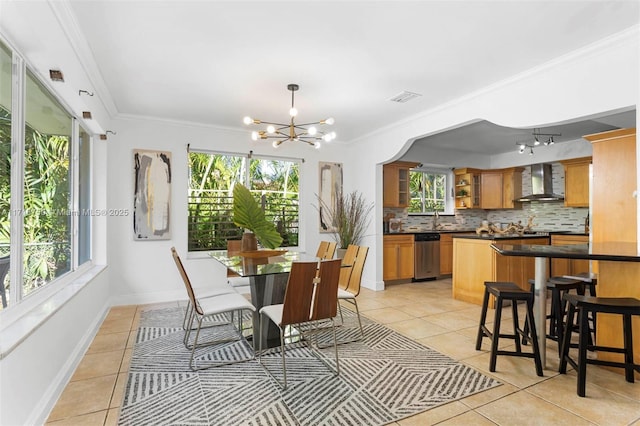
[586,358,640,373]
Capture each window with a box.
[0,41,11,309]
[23,69,72,296]
[188,151,299,251]
[408,169,450,214]
[0,39,92,311]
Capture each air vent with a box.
[389,90,422,103]
[82,111,92,119]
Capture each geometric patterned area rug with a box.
[118,307,501,426]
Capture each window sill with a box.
[0,264,107,359]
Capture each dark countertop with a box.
[453,233,551,240]
[383,229,476,236]
[491,242,640,262]
[548,231,590,236]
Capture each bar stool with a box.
[559,294,640,397]
[476,281,543,377]
[563,272,597,344]
[527,276,585,353]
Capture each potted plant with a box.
[232,183,283,250]
[318,190,374,257]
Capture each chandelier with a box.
[243,84,336,149]
[516,128,561,155]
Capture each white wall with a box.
[107,117,349,305]
[0,268,110,426]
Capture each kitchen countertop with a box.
[383,229,476,235]
[453,233,551,240]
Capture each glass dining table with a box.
[210,249,317,350]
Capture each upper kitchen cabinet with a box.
[383,161,419,208]
[560,157,592,207]
[453,168,481,209]
[480,167,523,209]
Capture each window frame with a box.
[407,167,455,215]
[0,38,93,312]
[187,149,302,253]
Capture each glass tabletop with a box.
[210,250,317,277]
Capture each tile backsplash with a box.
[384,163,589,233]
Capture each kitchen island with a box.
[452,233,549,307]
[491,242,640,370]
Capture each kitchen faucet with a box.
[432,211,440,230]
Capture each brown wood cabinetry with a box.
[480,168,523,209]
[452,236,549,307]
[585,128,638,374]
[383,162,419,208]
[383,234,415,281]
[550,234,589,277]
[439,233,453,275]
[560,157,592,207]
[453,168,481,209]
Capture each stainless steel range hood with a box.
[516,163,564,202]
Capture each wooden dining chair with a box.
[258,258,342,388]
[337,244,369,340]
[316,241,337,260]
[171,247,255,370]
[170,248,237,330]
[226,239,251,294]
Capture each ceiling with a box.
[410,109,637,155]
[65,1,639,149]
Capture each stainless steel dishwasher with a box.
[414,233,440,280]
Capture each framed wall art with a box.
[318,161,343,232]
[133,149,172,240]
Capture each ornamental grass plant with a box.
[319,190,374,249]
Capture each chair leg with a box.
[623,314,635,383]
[331,318,340,376]
[559,302,577,375]
[280,327,287,389]
[351,298,364,339]
[577,307,589,397]
[189,316,204,371]
[489,297,503,372]
[338,301,344,324]
[512,300,522,354]
[525,298,543,377]
[476,288,490,350]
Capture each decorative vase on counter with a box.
[241,231,258,252]
[336,248,347,259]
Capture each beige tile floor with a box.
[46,278,640,425]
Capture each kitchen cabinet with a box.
[453,168,481,209]
[383,161,419,208]
[452,236,549,307]
[550,234,590,277]
[560,157,591,207]
[439,233,453,275]
[585,128,638,371]
[480,167,523,209]
[383,234,414,281]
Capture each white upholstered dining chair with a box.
[171,247,256,370]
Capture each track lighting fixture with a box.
[516,128,561,155]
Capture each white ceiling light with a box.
[243,83,335,149]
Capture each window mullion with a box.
[9,52,25,305]
[70,119,79,270]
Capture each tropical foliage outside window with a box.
[188,151,299,251]
[1,40,90,311]
[408,170,447,213]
